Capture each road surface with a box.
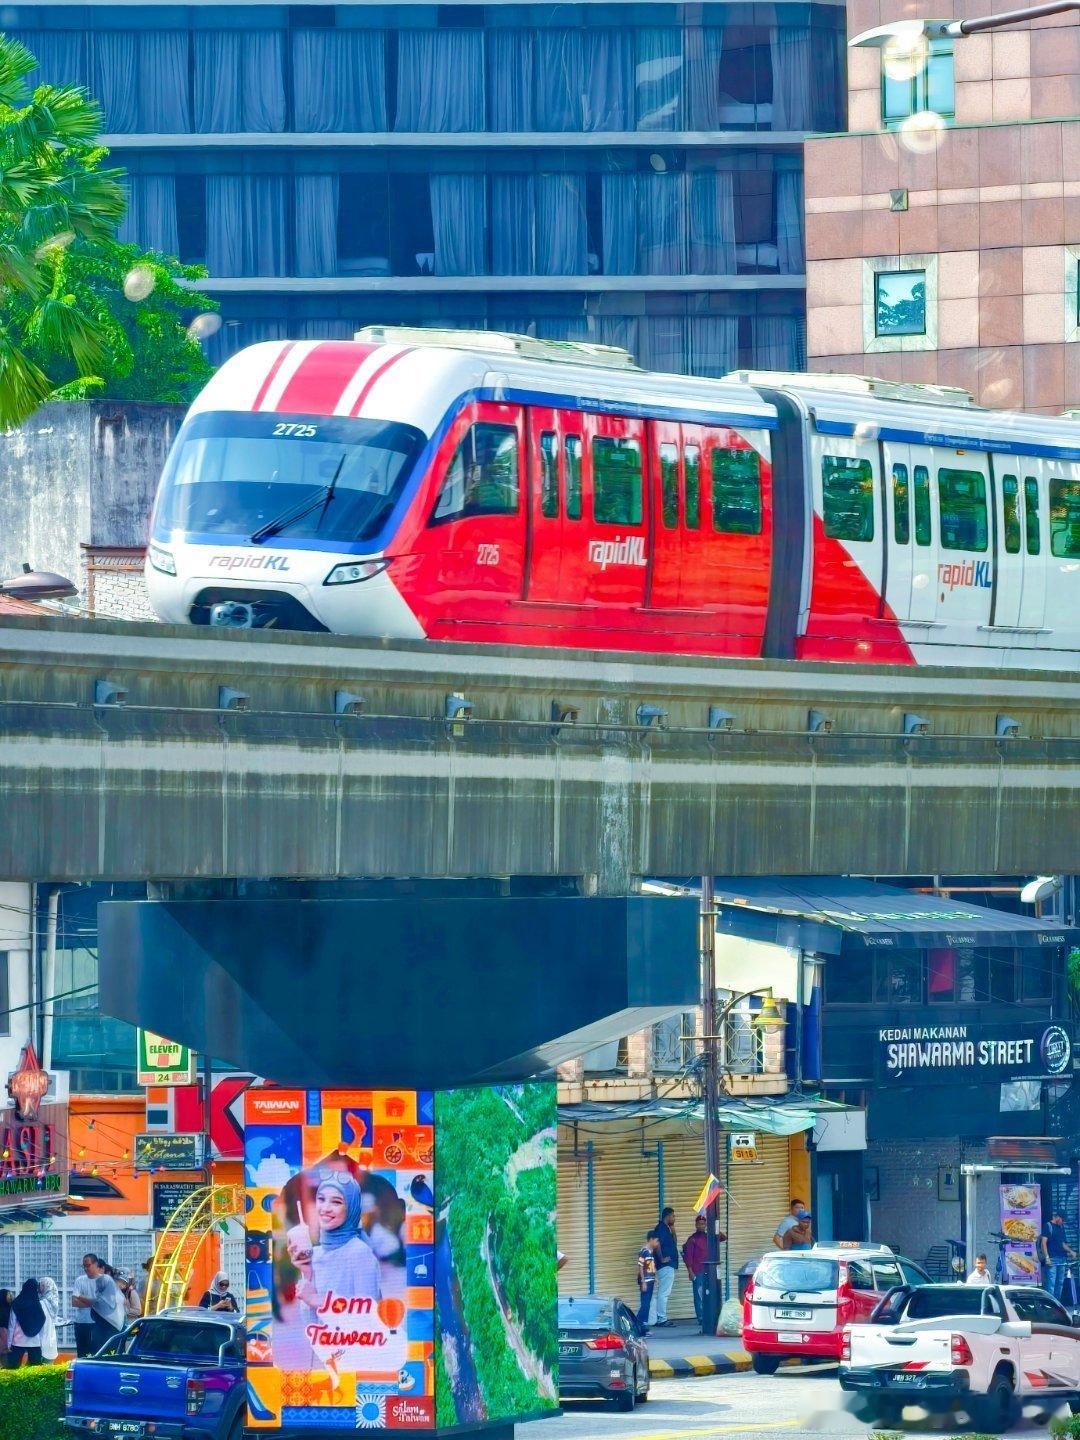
[543,1364,1054,1438]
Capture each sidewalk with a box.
[644,1319,754,1378]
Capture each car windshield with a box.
[559,1298,615,1329]
[152,411,425,543]
[903,1287,985,1320]
[118,1319,232,1359]
[754,1257,838,1293]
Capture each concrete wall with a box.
[867,1137,997,1267]
[0,882,33,1080]
[0,402,184,597]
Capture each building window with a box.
[822,456,875,542]
[824,950,872,1004]
[881,38,954,126]
[592,436,643,526]
[431,422,519,523]
[938,469,988,552]
[1020,948,1054,1002]
[875,270,927,338]
[1002,475,1021,554]
[874,951,921,1004]
[1049,478,1080,558]
[711,447,762,534]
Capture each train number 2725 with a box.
[477,544,501,566]
[272,422,318,437]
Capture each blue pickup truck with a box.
[65,1310,248,1440]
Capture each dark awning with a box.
[711,877,1077,953]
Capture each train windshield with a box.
[153,411,425,543]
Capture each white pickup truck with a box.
[840,1282,1080,1432]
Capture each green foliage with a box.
[436,1083,559,1425]
[0,31,215,423]
[1051,1415,1080,1437]
[1067,947,1080,1007]
[0,1364,65,1440]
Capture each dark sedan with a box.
[558,1294,650,1411]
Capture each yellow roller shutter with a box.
[557,1131,591,1297]
[591,1132,663,1312]
[656,1133,710,1320]
[727,1134,790,1278]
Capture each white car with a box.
[840,1282,1080,1431]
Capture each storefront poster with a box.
[434,1083,558,1429]
[245,1089,435,1431]
[999,1183,1042,1285]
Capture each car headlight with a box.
[148,543,176,576]
[323,560,390,586]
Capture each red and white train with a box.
[146,328,1080,667]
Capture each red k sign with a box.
[172,1075,252,1158]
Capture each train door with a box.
[991,460,1025,632]
[880,442,914,622]
[421,400,526,619]
[933,451,993,649]
[907,446,937,627]
[647,420,682,608]
[1018,468,1048,633]
[676,426,711,608]
[580,411,648,608]
[807,435,884,651]
[1044,462,1080,652]
[525,407,562,603]
[699,430,771,642]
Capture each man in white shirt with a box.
[773,1199,805,1250]
[966,1254,991,1286]
[71,1253,99,1356]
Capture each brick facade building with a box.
[805,0,1080,411]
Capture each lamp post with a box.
[0,563,77,602]
[850,0,1078,48]
[698,884,787,1335]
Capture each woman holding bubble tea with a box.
[287,1172,382,1325]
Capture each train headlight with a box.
[323,560,389,586]
[148,543,176,576]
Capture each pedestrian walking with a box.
[966,1254,991,1286]
[37,1277,59,1362]
[199,1272,240,1313]
[71,1254,99,1356]
[682,1213,726,1331]
[1040,1213,1075,1300]
[636,1233,659,1329]
[6,1279,46,1367]
[773,1199,806,1250]
[650,1207,679,1326]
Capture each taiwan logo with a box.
[1039,1024,1072,1076]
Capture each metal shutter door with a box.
[727,1135,790,1276]
[660,1135,713,1320]
[557,1139,591,1297]
[590,1134,661,1311]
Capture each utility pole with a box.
[700,875,722,1336]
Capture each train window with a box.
[1001,475,1021,554]
[659,443,679,529]
[914,465,931,546]
[593,436,643,526]
[938,469,988,552]
[539,431,558,519]
[431,422,519,525]
[711,448,762,534]
[684,444,701,530]
[822,456,874,542]
[1024,477,1040,554]
[892,463,910,544]
[1049,477,1080,557]
[565,435,582,520]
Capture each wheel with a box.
[751,1354,781,1375]
[637,1366,650,1402]
[228,1411,246,1440]
[870,1400,902,1429]
[614,1380,636,1412]
[973,1371,1018,1433]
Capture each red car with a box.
[742,1243,931,1373]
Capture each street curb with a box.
[649,1350,754,1378]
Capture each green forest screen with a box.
[434,1082,559,1428]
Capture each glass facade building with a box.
[12,2,847,374]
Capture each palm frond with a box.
[0,330,54,427]
[28,293,107,375]
[0,36,38,112]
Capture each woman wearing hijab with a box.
[7,1279,46,1367]
[37,1277,60,1363]
[0,1290,13,1360]
[287,1173,380,1330]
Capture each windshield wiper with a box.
[250,454,346,544]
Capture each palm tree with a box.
[0,33,125,426]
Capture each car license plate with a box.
[777,1332,804,1344]
[774,1308,811,1320]
[891,1373,926,1387]
[106,1424,145,1437]
[559,1343,581,1358]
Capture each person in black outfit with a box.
[199,1272,240,1313]
[7,1280,45,1367]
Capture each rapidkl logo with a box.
[208,553,292,573]
[938,560,991,591]
[588,536,646,570]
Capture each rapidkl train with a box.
[146,327,1080,668]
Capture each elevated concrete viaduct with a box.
[0,615,1077,885]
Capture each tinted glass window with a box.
[125,1321,231,1358]
[558,1298,614,1329]
[928,946,985,1004]
[566,436,582,520]
[990,949,1016,1003]
[711,448,762,534]
[824,950,871,1004]
[1049,477,1080,557]
[847,1260,874,1290]
[540,431,558,519]
[939,469,988,552]
[593,436,642,526]
[659,442,678,529]
[900,1262,929,1287]
[875,270,926,338]
[684,444,701,530]
[874,951,922,1004]
[754,1257,838,1292]
[1021,950,1053,1001]
[914,465,931,546]
[1009,1290,1069,1324]
[1002,475,1021,554]
[904,1287,984,1320]
[1025,477,1041,554]
[432,422,519,523]
[871,1260,903,1291]
[822,457,874,541]
[892,463,910,544]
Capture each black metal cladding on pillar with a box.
[97,895,699,1089]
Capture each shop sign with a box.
[729,1131,758,1162]
[877,1021,1073,1085]
[0,1100,68,1210]
[135,1132,205,1172]
[999,1183,1043,1285]
[137,1030,196,1087]
[152,1179,201,1230]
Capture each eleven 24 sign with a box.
[136,1030,195,1087]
